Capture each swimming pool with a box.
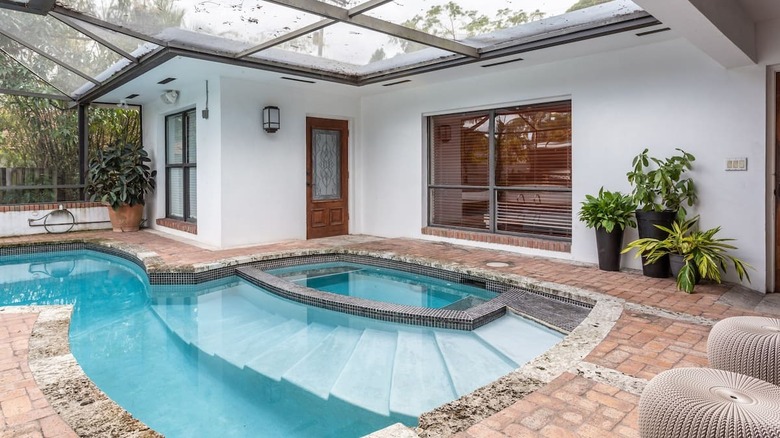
[268,261,498,309]
[0,249,566,437]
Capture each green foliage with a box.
[567,0,613,13]
[626,148,697,219]
[578,187,636,232]
[622,216,751,293]
[86,143,156,209]
[397,2,544,52]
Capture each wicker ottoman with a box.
[708,316,780,385]
[638,368,780,438]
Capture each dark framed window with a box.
[428,100,572,240]
[165,109,197,222]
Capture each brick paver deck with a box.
[0,230,778,437]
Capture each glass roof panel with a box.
[366,0,597,40]
[65,16,159,56]
[0,50,64,96]
[280,22,428,67]
[0,9,123,78]
[57,0,329,48]
[0,34,89,95]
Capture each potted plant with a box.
[86,143,156,232]
[623,216,751,293]
[626,148,697,278]
[578,187,637,271]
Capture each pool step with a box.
[246,323,335,380]
[195,314,288,356]
[282,326,364,399]
[435,331,517,396]
[389,330,457,418]
[216,319,308,369]
[473,311,564,366]
[330,328,398,416]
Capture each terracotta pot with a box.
[106,203,144,232]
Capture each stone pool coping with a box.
[2,237,625,437]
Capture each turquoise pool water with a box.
[268,262,498,309]
[0,250,565,438]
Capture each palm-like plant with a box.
[623,216,751,293]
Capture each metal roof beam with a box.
[0,47,72,97]
[0,87,71,101]
[263,0,479,58]
[0,29,100,85]
[347,0,395,17]
[0,0,55,15]
[51,13,139,64]
[235,19,335,59]
[50,5,166,47]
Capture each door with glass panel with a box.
[306,117,348,239]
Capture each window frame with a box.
[426,100,572,242]
[164,108,197,223]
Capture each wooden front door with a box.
[306,117,349,239]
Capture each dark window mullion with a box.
[488,109,496,233]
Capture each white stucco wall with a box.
[358,38,767,291]
[0,206,111,237]
[217,77,360,248]
[145,76,223,247]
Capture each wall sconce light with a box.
[160,90,179,105]
[263,106,280,133]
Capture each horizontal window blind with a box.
[428,100,572,240]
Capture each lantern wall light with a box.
[263,106,280,133]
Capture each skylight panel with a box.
[0,34,88,95]
[365,0,579,41]
[0,9,124,79]
[54,14,158,57]
[56,0,328,48]
[0,50,65,97]
[279,21,429,67]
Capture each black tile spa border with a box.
[0,242,148,272]
[1,243,592,332]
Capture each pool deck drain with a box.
[0,231,778,437]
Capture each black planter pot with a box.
[669,253,701,284]
[636,210,677,278]
[595,227,624,271]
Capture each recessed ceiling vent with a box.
[382,79,411,87]
[125,93,139,99]
[157,77,177,85]
[481,57,524,68]
[281,77,316,84]
[636,27,671,37]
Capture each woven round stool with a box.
[638,368,780,438]
[708,316,780,385]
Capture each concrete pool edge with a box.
[19,305,160,437]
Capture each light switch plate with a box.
[725,157,747,171]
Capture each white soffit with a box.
[634,0,757,68]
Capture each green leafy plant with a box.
[622,216,751,293]
[627,148,697,219]
[86,143,156,209]
[578,187,637,232]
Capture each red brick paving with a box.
[584,311,710,380]
[0,231,777,437]
[0,312,76,438]
[454,374,640,438]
